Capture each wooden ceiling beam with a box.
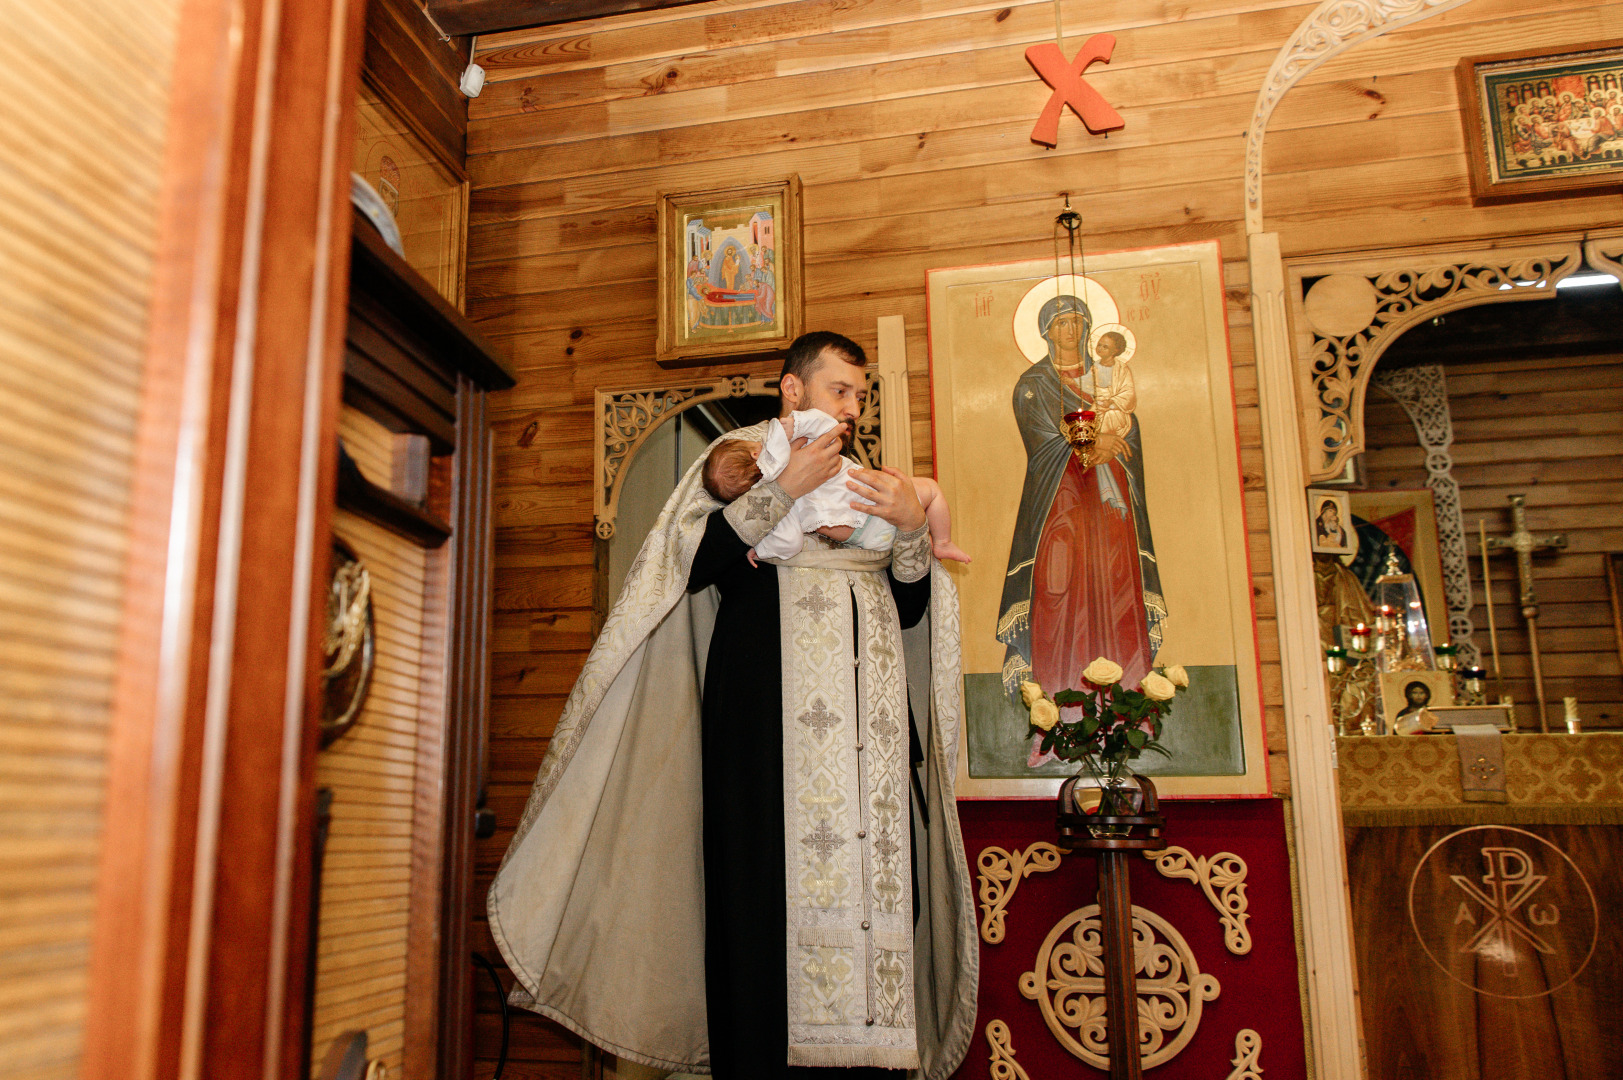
[427,0,713,36]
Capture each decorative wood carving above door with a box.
[1289,241,1598,483]
[593,371,882,540]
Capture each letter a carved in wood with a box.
[1026,34,1125,147]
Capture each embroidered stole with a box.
[779,565,918,1070]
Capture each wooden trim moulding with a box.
[84,0,370,1078]
[438,378,497,1079]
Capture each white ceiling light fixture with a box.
[1554,271,1621,290]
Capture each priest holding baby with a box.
[488,332,978,1080]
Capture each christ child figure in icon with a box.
[1089,327,1137,440]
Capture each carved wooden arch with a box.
[593,370,883,539]
[1244,0,1474,236]
[1287,232,1623,481]
[1289,240,1593,481]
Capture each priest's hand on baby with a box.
[846,465,926,533]
[778,425,847,499]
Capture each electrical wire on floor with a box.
[472,953,510,1079]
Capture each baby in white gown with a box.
[700,408,969,564]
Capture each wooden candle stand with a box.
[1054,773,1168,1080]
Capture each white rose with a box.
[1164,664,1189,689]
[1140,672,1176,702]
[1081,657,1124,686]
[1030,698,1061,731]
[1020,680,1045,708]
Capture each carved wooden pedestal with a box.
[1056,774,1169,1080]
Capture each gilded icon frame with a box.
[655,176,803,367]
[1456,40,1623,206]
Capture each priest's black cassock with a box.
[687,507,929,1080]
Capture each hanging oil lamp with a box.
[1052,195,1098,464]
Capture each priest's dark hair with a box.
[780,330,867,385]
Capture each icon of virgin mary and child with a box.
[996,286,1166,765]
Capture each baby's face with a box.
[1094,339,1120,364]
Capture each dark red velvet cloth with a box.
[1029,454,1153,699]
[952,799,1309,1080]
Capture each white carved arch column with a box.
[1242,5,1495,1079]
[1369,364,1478,666]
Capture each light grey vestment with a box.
[486,422,978,1076]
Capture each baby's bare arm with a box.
[815,524,855,541]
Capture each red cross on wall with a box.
[1026,33,1125,147]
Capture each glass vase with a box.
[1071,755,1144,839]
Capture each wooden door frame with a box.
[82,0,368,1078]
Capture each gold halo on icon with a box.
[1012,275,1121,363]
[1088,322,1136,365]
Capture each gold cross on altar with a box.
[1482,494,1567,732]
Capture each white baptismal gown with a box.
[750,408,896,561]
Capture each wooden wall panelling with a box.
[1363,354,1623,730]
[405,514,452,1080]
[0,3,179,1078]
[363,0,473,177]
[429,0,719,37]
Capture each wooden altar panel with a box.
[955,799,1308,1080]
[0,3,179,1077]
[1346,820,1622,1079]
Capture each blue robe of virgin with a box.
[996,295,1166,698]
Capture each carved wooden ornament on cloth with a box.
[1026,34,1125,147]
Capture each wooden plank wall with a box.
[364,0,474,174]
[0,3,178,1078]
[1364,354,1623,732]
[312,409,444,1075]
[462,0,1623,1073]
